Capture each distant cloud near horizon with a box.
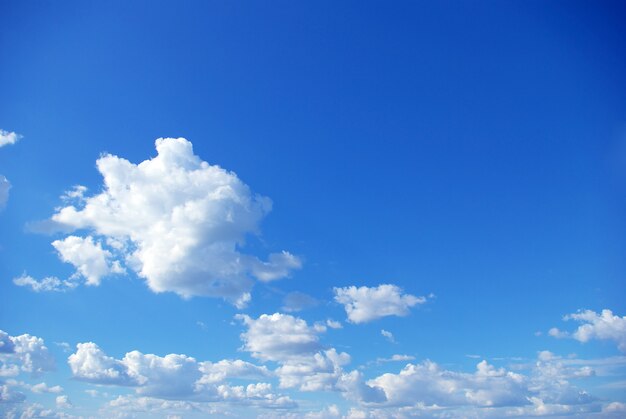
[549,309,626,352]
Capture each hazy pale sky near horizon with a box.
[1,1,626,418]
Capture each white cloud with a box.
[55,395,72,409]
[334,284,427,324]
[236,313,323,363]
[5,334,56,376]
[46,138,300,304]
[0,129,22,148]
[67,340,292,407]
[555,309,626,352]
[68,342,138,386]
[197,359,272,384]
[0,175,10,210]
[370,359,530,408]
[13,275,77,293]
[326,319,343,329]
[52,236,124,286]
[235,312,382,398]
[30,383,63,394]
[380,330,395,343]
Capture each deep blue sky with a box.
[1,1,625,418]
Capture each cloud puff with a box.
[0,129,22,148]
[0,175,10,210]
[550,309,626,352]
[334,284,427,324]
[52,236,124,286]
[68,342,138,386]
[44,138,300,304]
[0,331,55,378]
[381,330,395,343]
[236,313,323,363]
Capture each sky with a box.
[1,1,626,418]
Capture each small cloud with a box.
[282,291,319,312]
[326,319,343,329]
[334,284,429,324]
[13,274,78,293]
[0,129,22,148]
[548,327,569,339]
[54,342,72,353]
[56,395,73,409]
[465,354,482,359]
[196,321,208,331]
[381,329,396,343]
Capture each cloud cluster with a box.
[334,284,427,324]
[549,309,626,353]
[36,138,300,305]
[236,313,384,401]
[67,341,293,408]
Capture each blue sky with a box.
[1,1,626,418]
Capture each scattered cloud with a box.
[550,309,626,352]
[334,284,428,324]
[55,395,72,409]
[380,330,395,343]
[13,274,77,293]
[236,313,323,363]
[0,175,10,210]
[0,331,56,377]
[30,383,63,394]
[282,291,319,313]
[40,138,300,305]
[0,129,22,148]
[326,319,343,329]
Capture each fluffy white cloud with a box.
[0,333,56,377]
[554,309,626,352]
[45,138,300,304]
[236,313,323,362]
[197,359,272,384]
[51,236,124,286]
[67,341,292,407]
[13,275,77,293]
[236,312,382,398]
[370,360,529,408]
[0,175,10,210]
[30,383,63,394]
[334,284,427,324]
[0,129,22,147]
[68,343,136,386]
[55,395,72,409]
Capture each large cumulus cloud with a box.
[29,138,300,305]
